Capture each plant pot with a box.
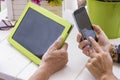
[87,0,120,39]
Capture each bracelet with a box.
[117,45,120,63]
[118,53,120,63]
[111,44,120,63]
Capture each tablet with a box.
[8,2,73,65]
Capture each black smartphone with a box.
[73,7,98,42]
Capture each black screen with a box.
[13,8,64,59]
[74,7,97,41]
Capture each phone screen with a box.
[74,7,98,41]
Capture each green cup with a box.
[87,0,120,39]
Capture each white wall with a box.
[62,0,78,11]
[1,0,7,11]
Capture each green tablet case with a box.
[8,2,73,65]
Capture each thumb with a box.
[93,25,109,43]
[49,37,63,50]
[93,25,107,38]
[60,43,68,51]
[93,25,102,35]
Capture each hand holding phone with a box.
[73,7,98,42]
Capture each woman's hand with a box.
[86,37,117,80]
[77,0,86,8]
[77,25,111,57]
[29,37,68,80]
[41,37,68,76]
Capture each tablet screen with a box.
[13,8,64,59]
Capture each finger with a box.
[60,43,68,51]
[89,50,97,58]
[93,25,107,38]
[87,58,101,70]
[92,25,102,35]
[87,58,97,63]
[77,33,82,42]
[78,40,88,49]
[88,37,102,53]
[82,45,91,56]
[86,61,97,74]
[82,44,97,58]
[49,37,62,50]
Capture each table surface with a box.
[0,9,120,80]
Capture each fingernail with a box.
[57,36,62,41]
[88,36,93,40]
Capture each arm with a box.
[29,64,51,80]
[29,37,68,80]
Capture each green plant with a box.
[46,0,63,6]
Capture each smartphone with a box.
[73,7,98,42]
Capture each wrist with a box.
[29,64,52,80]
[39,63,53,77]
[100,73,117,80]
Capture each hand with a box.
[29,37,68,80]
[77,25,111,57]
[41,37,68,76]
[78,0,86,8]
[86,37,117,80]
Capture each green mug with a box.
[87,0,120,39]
